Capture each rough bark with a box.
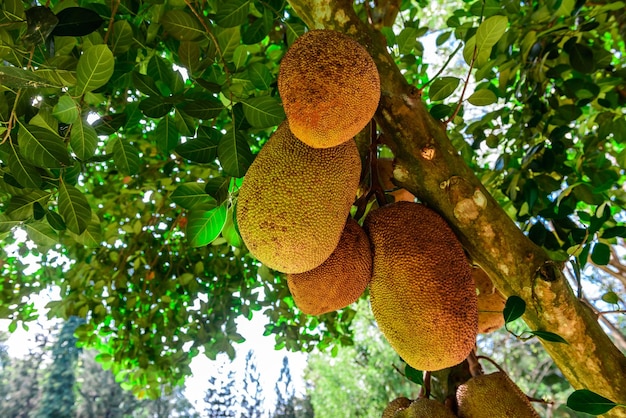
[286,0,626,415]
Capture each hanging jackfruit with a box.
[456,371,541,417]
[278,29,380,148]
[236,121,361,273]
[287,218,372,315]
[364,201,478,371]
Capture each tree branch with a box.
[286,0,626,415]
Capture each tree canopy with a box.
[1,0,625,415]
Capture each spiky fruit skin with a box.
[394,398,457,417]
[456,371,541,418]
[364,201,478,371]
[382,397,412,418]
[473,267,506,333]
[278,30,380,148]
[287,218,372,315]
[236,121,361,274]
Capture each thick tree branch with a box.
[286,0,626,415]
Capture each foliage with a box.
[304,300,417,418]
[0,0,625,411]
[204,367,238,418]
[241,350,264,418]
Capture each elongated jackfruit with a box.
[473,267,506,334]
[278,29,380,148]
[364,201,478,371]
[456,371,541,417]
[287,218,372,315]
[236,121,361,274]
[394,398,457,417]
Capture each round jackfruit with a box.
[456,371,541,417]
[473,267,506,334]
[278,29,380,148]
[394,398,457,417]
[236,121,361,274]
[287,218,372,315]
[364,201,478,371]
[382,397,411,418]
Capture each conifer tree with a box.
[204,367,238,418]
[241,350,264,418]
[272,356,296,418]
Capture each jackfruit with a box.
[473,267,506,334]
[278,29,380,148]
[236,121,361,274]
[364,201,478,371]
[382,397,411,418]
[456,371,541,417]
[287,218,372,315]
[394,398,457,417]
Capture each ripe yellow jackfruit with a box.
[364,201,478,371]
[382,397,411,418]
[393,398,457,417]
[473,267,506,334]
[236,121,361,274]
[287,218,372,315]
[456,371,541,417]
[278,29,380,148]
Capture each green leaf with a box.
[17,123,71,168]
[70,118,98,161]
[568,43,594,74]
[112,139,140,175]
[404,364,423,385]
[132,72,161,97]
[71,212,102,247]
[242,96,285,128]
[186,204,228,247]
[397,27,420,55]
[58,181,92,235]
[247,62,273,90]
[161,10,204,41]
[503,295,526,324]
[23,221,58,247]
[601,291,619,305]
[242,17,270,45]
[0,66,61,89]
[154,117,179,154]
[171,183,217,210]
[215,0,249,28]
[284,22,305,46]
[5,142,42,189]
[205,176,231,204]
[5,190,50,220]
[529,330,567,343]
[51,7,103,37]
[590,242,610,265]
[216,26,241,61]
[218,130,253,178]
[52,95,79,124]
[468,89,497,106]
[178,97,224,119]
[110,19,133,54]
[429,77,460,101]
[476,15,508,52]
[46,210,66,231]
[139,97,174,118]
[175,132,219,163]
[76,44,115,95]
[0,214,21,233]
[567,389,617,415]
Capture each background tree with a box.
[272,356,296,418]
[0,0,625,416]
[204,367,239,418]
[241,350,265,418]
[34,317,83,418]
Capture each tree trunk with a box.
[286,0,626,416]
